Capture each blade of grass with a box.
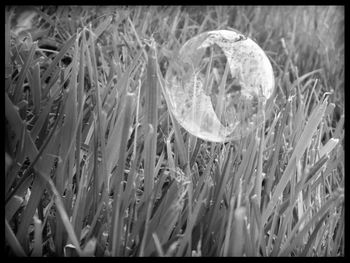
[121,149,142,214]
[41,34,77,84]
[42,67,61,98]
[16,173,46,253]
[31,214,43,257]
[263,103,289,207]
[127,16,148,60]
[166,130,176,179]
[291,69,323,91]
[5,89,65,204]
[110,94,135,254]
[73,30,86,203]
[32,6,56,28]
[142,181,183,254]
[176,181,208,256]
[111,182,123,256]
[241,135,259,197]
[64,32,80,193]
[42,173,83,256]
[255,114,266,210]
[13,42,37,104]
[331,207,344,256]
[105,53,143,180]
[30,63,42,115]
[71,162,89,242]
[154,47,189,169]
[52,36,80,253]
[270,213,288,256]
[71,141,93,243]
[299,212,327,256]
[266,201,281,255]
[93,16,112,40]
[318,138,339,158]
[139,193,155,256]
[216,59,230,121]
[5,93,38,166]
[262,97,328,225]
[5,218,26,257]
[5,195,23,222]
[85,198,106,244]
[333,114,344,140]
[314,217,329,256]
[222,196,234,256]
[88,24,108,203]
[279,188,343,256]
[206,147,233,231]
[232,206,247,256]
[252,195,264,255]
[143,40,158,201]
[152,233,165,257]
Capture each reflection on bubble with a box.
[165,30,275,142]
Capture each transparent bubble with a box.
[164,30,275,142]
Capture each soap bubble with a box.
[164,30,275,143]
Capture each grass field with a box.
[5,6,344,257]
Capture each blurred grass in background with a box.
[5,6,344,257]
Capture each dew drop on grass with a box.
[164,30,275,142]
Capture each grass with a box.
[5,6,344,257]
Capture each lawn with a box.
[5,6,344,257]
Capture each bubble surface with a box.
[164,30,275,142]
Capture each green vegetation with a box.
[5,6,344,257]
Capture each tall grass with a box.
[5,6,344,257]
